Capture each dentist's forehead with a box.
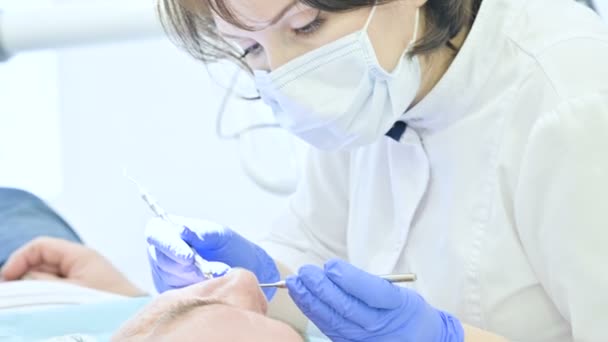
[184,0,300,27]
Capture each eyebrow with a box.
[157,298,228,327]
[219,0,300,38]
[267,0,300,25]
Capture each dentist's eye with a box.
[242,43,264,58]
[294,15,326,36]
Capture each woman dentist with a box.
[145,0,608,340]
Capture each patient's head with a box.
[113,269,302,341]
[152,297,301,341]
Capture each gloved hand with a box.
[286,259,464,342]
[146,216,280,300]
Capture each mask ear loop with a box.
[363,5,378,32]
[407,8,421,50]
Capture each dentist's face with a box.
[212,0,420,72]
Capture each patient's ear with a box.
[20,271,62,281]
[45,334,97,341]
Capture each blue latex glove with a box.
[145,216,280,299]
[286,259,464,342]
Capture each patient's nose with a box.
[217,269,268,314]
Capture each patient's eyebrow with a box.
[156,298,228,327]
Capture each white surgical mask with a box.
[254,6,422,150]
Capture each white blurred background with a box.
[0,0,606,292]
[0,0,298,292]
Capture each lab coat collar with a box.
[401,0,527,134]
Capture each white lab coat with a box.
[260,0,608,340]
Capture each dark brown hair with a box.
[158,0,483,70]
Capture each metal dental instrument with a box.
[124,170,214,280]
[259,273,417,289]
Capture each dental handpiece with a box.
[125,173,213,280]
[259,273,417,289]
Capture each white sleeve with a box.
[514,92,608,341]
[259,148,351,272]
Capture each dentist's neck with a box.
[410,18,471,109]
